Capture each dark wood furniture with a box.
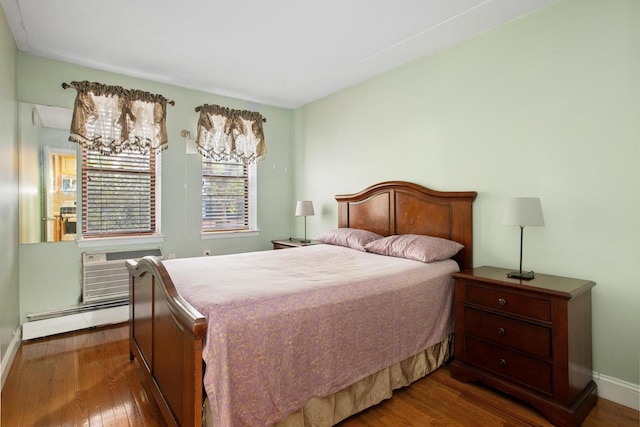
[126,181,476,427]
[450,266,597,427]
[336,181,476,270]
[271,238,320,249]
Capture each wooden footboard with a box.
[127,256,207,427]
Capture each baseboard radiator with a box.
[82,248,162,304]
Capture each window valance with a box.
[63,81,174,155]
[195,104,267,163]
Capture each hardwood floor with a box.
[2,323,638,426]
[1,324,164,426]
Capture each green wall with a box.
[0,4,19,367]
[295,0,639,385]
[17,53,295,320]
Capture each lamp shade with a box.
[295,200,314,217]
[503,197,545,226]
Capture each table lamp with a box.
[503,197,545,280]
[295,201,314,243]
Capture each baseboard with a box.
[593,371,640,411]
[22,305,129,340]
[1,326,22,391]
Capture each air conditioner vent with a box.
[82,248,162,304]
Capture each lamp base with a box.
[289,237,311,244]
[507,270,535,280]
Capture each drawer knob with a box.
[498,298,507,306]
[498,358,507,367]
[497,327,506,336]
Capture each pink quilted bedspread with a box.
[164,244,457,427]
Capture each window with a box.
[63,81,172,241]
[202,158,256,233]
[82,146,159,238]
[194,103,265,236]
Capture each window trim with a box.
[77,147,162,243]
[77,234,164,248]
[200,160,258,236]
[200,230,260,240]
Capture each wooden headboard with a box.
[336,181,477,270]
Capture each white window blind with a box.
[82,147,157,237]
[202,159,249,232]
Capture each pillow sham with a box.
[316,228,383,252]
[364,234,464,263]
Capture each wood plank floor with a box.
[2,323,638,426]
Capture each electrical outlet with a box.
[203,249,211,256]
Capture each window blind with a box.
[82,147,156,237]
[202,159,249,232]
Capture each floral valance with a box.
[63,81,174,155]
[195,104,266,163]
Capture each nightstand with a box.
[271,239,320,250]
[450,266,597,427]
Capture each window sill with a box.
[201,229,260,240]
[76,234,165,249]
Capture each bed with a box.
[127,181,477,426]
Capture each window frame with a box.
[200,157,258,239]
[77,145,163,245]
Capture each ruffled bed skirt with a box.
[204,334,453,426]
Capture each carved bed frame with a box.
[126,181,477,427]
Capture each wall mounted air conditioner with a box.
[82,248,162,304]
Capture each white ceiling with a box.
[1,0,556,109]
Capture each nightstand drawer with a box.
[465,337,552,394]
[464,308,551,358]
[465,283,551,322]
